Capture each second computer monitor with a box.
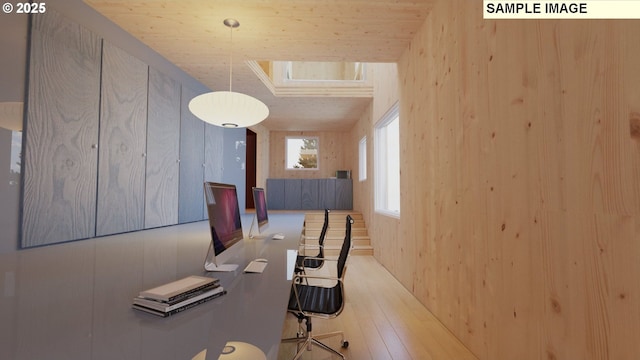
[203,182,244,272]
[249,187,269,238]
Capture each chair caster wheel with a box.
[341,340,349,348]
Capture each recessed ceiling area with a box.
[82,0,434,131]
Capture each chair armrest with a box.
[299,256,336,262]
[294,274,341,282]
[299,243,323,249]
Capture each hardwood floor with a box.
[278,256,479,360]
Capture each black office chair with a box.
[282,215,354,360]
[295,209,330,272]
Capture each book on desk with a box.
[132,275,226,317]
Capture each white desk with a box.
[0,213,304,360]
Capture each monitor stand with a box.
[203,243,239,272]
[204,261,238,272]
[248,215,268,239]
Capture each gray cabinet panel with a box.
[96,41,148,236]
[203,124,223,216]
[221,128,246,210]
[335,179,353,210]
[145,67,180,229]
[204,124,224,183]
[22,10,102,247]
[266,178,352,210]
[178,87,205,223]
[202,126,246,213]
[301,179,319,210]
[319,179,336,210]
[284,179,302,209]
[266,179,284,210]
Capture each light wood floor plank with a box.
[278,256,478,360]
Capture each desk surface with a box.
[0,213,304,360]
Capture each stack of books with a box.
[132,275,226,317]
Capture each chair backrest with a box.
[337,215,353,279]
[317,209,330,258]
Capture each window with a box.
[374,103,400,217]
[358,136,367,181]
[285,61,366,81]
[286,137,319,170]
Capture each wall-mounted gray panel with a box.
[22,10,102,247]
[301,179,319,210]
[203,123,223,216]
[221,128,246,212]
[204,124,223,183]
[178,87,205,223]
[266,179,284,210]
[319,179,336,210]
[335,179,353,210]
[144,67,180,229]
[96,41,148,236]
[284,179,302,209]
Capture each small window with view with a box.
[286,137,319,170]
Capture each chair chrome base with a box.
[281,317,347,360]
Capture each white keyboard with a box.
[244,260,267,273]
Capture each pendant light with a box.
[189,18,269,128]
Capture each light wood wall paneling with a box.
[22,10,102,247]
[249,123,270,189]
[379,1,640,359]
[144,67,181,229]
[178,86,205,223]
[269,130,350,179]
[96,41,148,236]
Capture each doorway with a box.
[245,128,257,209]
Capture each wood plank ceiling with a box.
[83,0,433,131]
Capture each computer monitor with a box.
[249,187,269,238]
[203,182,244,272]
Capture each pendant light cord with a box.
[229,23,233,93]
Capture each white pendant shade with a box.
[189,18,269,128]
[188,91,269,128]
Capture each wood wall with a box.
[269,130,351,179]
[351,1,640,359]
[348,63,401,265]
[250,123,271,189]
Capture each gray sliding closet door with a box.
[96,41,148,236]
[204,123,224,183]
[22,11,102,247]
[203,123,223,215]
[178,87,205,223]
[145,67,181,229]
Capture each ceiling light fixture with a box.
[189,18,269,128]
